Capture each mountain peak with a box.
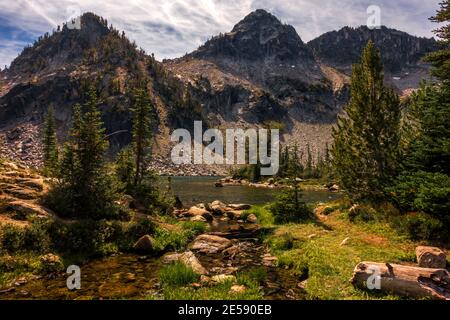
[231,9,282,33]
[191,9,312,62]
[308,25,436,73]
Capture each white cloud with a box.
[0,0,441,67]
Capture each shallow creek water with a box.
[0,218,306,300]
[0,178,339,300]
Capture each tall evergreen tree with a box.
[425,0,450,82]
[304,144,313,178]
[42,105,58,175]
[403,0,450,175]
[332,41,401,201]
[131,88,153,187]
[388,1,450,232]
[48,88,120,219]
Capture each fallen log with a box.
[351,261,450,300]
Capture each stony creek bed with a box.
[0,215,306,300]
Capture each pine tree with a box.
[332,41,401,201]
[48,88,120,219]
[304,144,313,178]
[387,1,450,233]
[42,105,58,175]
[404,0,450,175]
[131,88,153,187]
[270,179,311,224]
[425,0,450,82]
[116,146,135,193]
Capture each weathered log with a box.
[351,261,450,300]
[416,246,447,269]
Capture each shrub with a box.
[0,225,25,252]
[23,221,51,253]
[180,221,207,235]
[270,184,312,224]
[159,262,199,287]
[118,218,156,251]
[386,171,450,227]
[391,212,446,241]
[47,220,123,256]
[347,205,379,223]
[244,206,274,226]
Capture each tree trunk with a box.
[351,261,450,300]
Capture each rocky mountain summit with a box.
[0,13,201,169]
[0,10,436,173]
[308,26,436,91]
[171,9,342,125]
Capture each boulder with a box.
[246,214,257,223]
[230,284,247,294]
[416,246,447,269]
[40,253,63,272]
[188,206,208,216]
[328,184,339,192]
[133,235,155,253]
[191,234,232,254]
[5,200,52,218]
[227,204,251,210]
[211,274,236,284]
[209,200,228,215]
[226,210,243,220]
[215,182,224,188]
[195,203,208,210]
[187,206,213,221]
[179,251,208,275]
[190,215,207,223]
[162,251,208,275]
[162,253,181,264]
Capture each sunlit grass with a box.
[264,201,421,300]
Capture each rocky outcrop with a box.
[0,10,435,172]
[308,26,436,74]
[0,161,52,227]
[191,234,232,254]
[187,206,213,221]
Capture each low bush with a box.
[386,171,450,227]
[270,186,313,224]
[244,206,274,226]
[347,205,379,223]
[0,225,25,252]
[391,212,446,241]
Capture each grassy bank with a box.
[154,263,264,300]
[0,217,207,289]
[246,201,448,300]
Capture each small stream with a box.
[0,178,339,300]
[0,218,305,300]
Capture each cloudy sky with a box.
[0,0,442,68]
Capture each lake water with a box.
[160,176,341,207]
